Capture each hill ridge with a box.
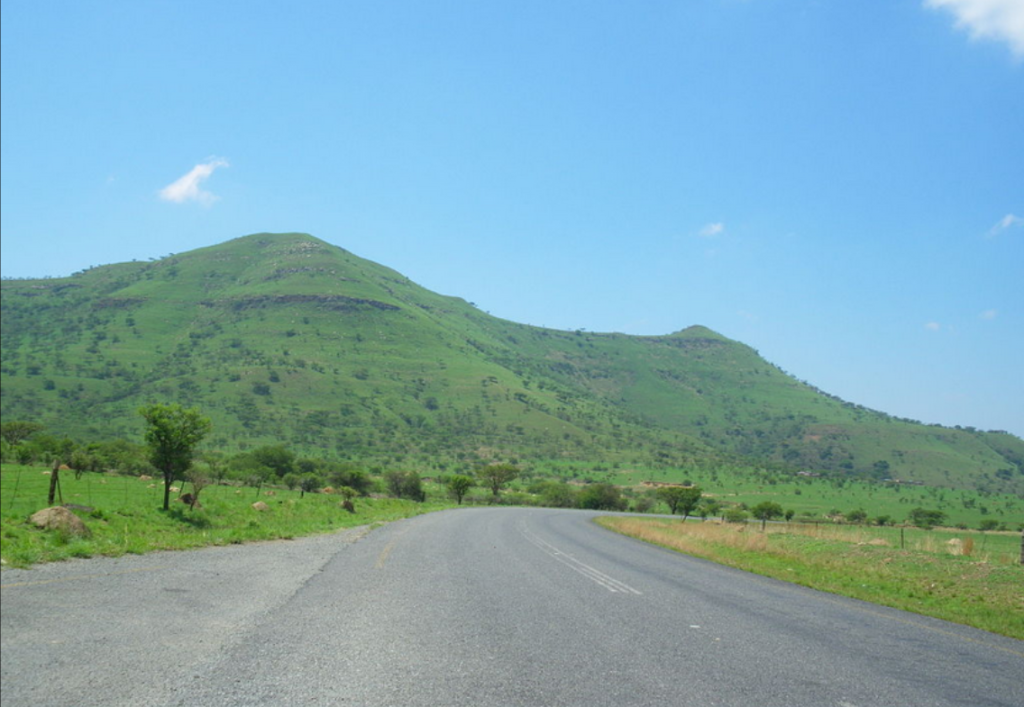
[2,232,1021,494]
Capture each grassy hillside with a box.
[2,232,1021,493]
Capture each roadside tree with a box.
[476,463,519,501]
[386,470,425,501]
[751,501,784,530]
[446,475,474,505]
[658,486,703,521]
[139,403,212,511]
[578,483,627,511]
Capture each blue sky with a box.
[2,1,1022,437]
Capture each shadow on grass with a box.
[165,506,213,529]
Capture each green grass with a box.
[1,464,453,568]
[598,516,1024,640]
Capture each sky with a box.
[2,0,1022,438]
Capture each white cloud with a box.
[987,213,1023,237]
[925,0,1024,57]
[979,309,998,320]
[924,321,942,331]
[698,222,725,238]
[159,158,229,205]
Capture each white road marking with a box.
[520,523,642,595]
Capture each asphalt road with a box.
[2,507,1022,706]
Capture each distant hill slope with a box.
[2,232,1021,493]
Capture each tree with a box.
[846,508,868,524]
[538,480,577,508]
[386,470,425,501]
[249,444,295,478]
[700,498,723,520]
[1,421,45,447]
[657,486,703,520]
[183,467,209,510]
[446,475,474,505]
[578,483,627,511]
[299,473,321,498]
[751,501,784,530]
[909,507,946,530]
[139,404,212,511]
[476,463,519,501]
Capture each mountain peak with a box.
[669,325,729,341]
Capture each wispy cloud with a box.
[987,213,1022,238]
[159,158,229,205]
[698,222,725,238]
[924,321,942,332]
[979,309,998,320]
[924,0,1024,57]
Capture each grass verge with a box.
[1,465,453,568]
[596,516,1024,640]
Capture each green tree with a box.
[538,480,577,508]
[657,486,703,520]
[751,501,784,530]
[724,507,749,524]
[249,444,296,478]
[386,470,425,501]
[0,421,44,447]
[908,507,946,530]
[578,483,627,511]
[446,474,474,505]
[476,463,519,501]
[300,473,321,498]
[847,508,868,524]
[139,403,212,511]
[700,498,723,520]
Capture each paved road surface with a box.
[2,507,1022,706]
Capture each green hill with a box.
[2,232,1021,494]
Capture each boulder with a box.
[30,507,92,538]
[252,501,270,512]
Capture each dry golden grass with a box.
[597,516,1024,639]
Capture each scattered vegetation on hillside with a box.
[3,233,1021,495]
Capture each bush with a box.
[724,508,749,524]
[385,470,425,502]
[537,481,577,508]
[577,483,627,511]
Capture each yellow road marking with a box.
[374,522,413,569]
[375,539,397,569]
